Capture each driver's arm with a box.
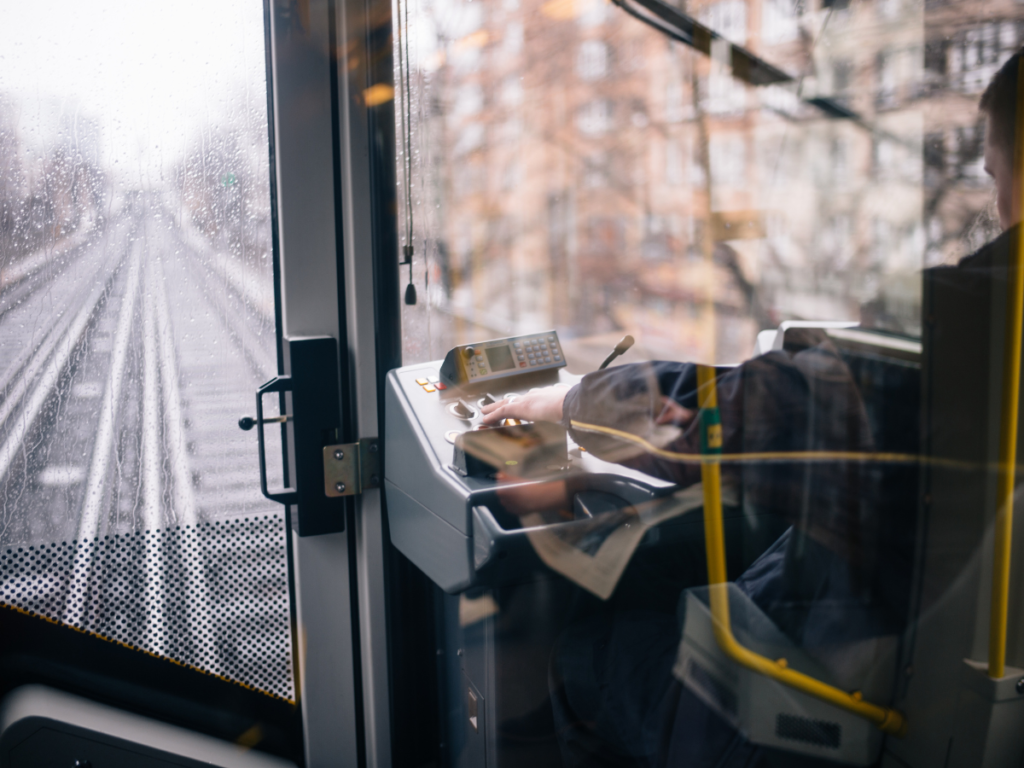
[480,360,726,487]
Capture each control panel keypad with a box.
[519,334,562,368]
[439,330,566,385]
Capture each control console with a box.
[384,331,675,592]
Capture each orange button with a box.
[415,377,429,385]
[423,385,436,393]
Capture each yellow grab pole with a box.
[695,365,907,736]
[696,364,730,635]
[988,58,1024,680]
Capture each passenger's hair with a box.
[980,49,1024,158]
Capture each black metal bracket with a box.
[250,336,346,536]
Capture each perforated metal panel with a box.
[775,713,842,749]
[0,514,294,702]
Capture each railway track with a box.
[0,199,294,701]
[0,218,104,326]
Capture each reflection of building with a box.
[399,0,1013,366]
[924,9,1022,257]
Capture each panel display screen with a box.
[485,344,515,372]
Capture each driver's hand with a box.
[479,384,572,425]
[494,472,571,518]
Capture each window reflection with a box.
[393,0,1024,764]
[398,0,998,367]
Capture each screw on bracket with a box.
[1016,678,1024,695]
[333,449,345,461]
[335,482,346,493]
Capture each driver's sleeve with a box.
[558,359,734,488]
[557,349,833,490]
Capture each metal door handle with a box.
[238,414,291,431]
[254,375,299,505]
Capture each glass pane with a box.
[398,0,950,369]
[0,1,292,702]
[390,0,1024,763]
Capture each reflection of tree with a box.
[406,0,809,360]
[923,120,998,264]
[41,145,106,239]
[715,241,772,328]
[0,98,24,265]
[0,93,107,271]
[175,118,272,266]
[401,0,1005,361]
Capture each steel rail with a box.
[142,260,163,532]
[170,227,276,380]
[0,245,126,488]
[153,247,224,670]
[0,227,127,446]
[65,242,142,627]
[141,258,168,657]
[152,252,198,527]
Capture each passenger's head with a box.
[981,50,1023,230]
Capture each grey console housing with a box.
[384,360,673,593]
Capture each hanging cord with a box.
[398,0,417,304]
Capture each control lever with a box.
[451,399,475,419]
[599,335,635,370]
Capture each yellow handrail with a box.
[988,57,1024,680]
[694,364,908,737]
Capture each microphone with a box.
[598,335,635,370]
[403,244,417,305]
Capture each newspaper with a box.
[520,482,738,600]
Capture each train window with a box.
[0,1,292,703]
[385,0,1024,764]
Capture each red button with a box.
[520,362,527,367]
[436,382,447,390]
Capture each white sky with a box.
[0,0,267,185]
